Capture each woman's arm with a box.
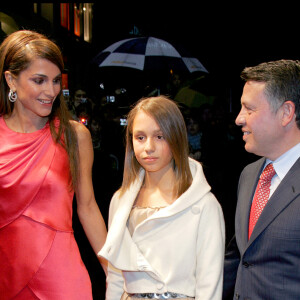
[72,121,108,274]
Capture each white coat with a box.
[99,158,225,300]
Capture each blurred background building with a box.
[0,3,96,92]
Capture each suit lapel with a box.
[237,158,265,250]
[247,157,300,246]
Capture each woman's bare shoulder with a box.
[70,120,91,141]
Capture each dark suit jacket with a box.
[223,156,300,300]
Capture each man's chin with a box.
[245,143,254,154]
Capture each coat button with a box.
[156,283,164,290]
[235,292,240,299]
[242,261,250,268]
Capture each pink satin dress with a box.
[0,117,92,300]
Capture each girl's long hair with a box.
[119,96,192,198]
[0,30,78,188]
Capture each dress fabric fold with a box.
[0,117,92,300]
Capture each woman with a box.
[0,30,107,299]
[99,96,225,300]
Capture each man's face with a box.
[235,81,284,160]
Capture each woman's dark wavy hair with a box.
[0,30,78,188]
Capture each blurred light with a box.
[115,88,127,94]
[79,118,88,126]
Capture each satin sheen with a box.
[0,117,92,299]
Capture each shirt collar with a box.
[265,142,300,181]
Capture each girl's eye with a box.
[157,135,164,140]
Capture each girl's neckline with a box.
[132,205,168,210]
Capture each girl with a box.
[99,96,225,300]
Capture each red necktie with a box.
[248,163,276,239]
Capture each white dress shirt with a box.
[265,142,300,197]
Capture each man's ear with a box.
[281,101,296,127]
[4,71,16,91]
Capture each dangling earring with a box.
[8,90,17,102]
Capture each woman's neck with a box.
[5,109,48,133]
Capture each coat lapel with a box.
[237,158,265,250]
[101,170,164,279]
[107,174,143,243]
[248,157,300,245]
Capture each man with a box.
[223,60,300,299]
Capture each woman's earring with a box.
[8,90,17,102]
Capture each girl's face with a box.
[6,58,61,120]
[132,110,173,175]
